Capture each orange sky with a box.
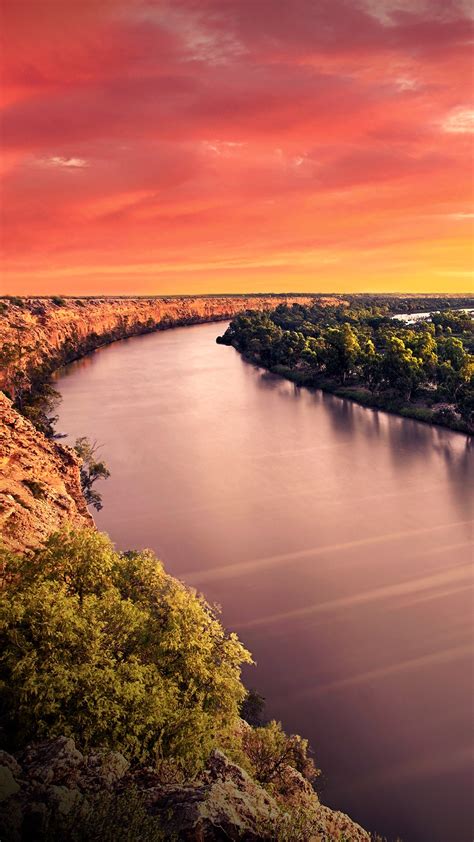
[0,0,473,295]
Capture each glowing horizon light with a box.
[0,0,472,295]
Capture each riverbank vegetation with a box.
[217,303,474,433]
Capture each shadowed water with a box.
[54,322,474,842]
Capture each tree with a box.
[323,324,361,383]
[437,336,468,371]
[0,528,252,772]
[381,336,423,399]
[74,437,111,510]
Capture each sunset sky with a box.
[1,0,473,295]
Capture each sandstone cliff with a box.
[0,295,330,396]
[0,392,92,552]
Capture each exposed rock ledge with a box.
[0,736,370,841]
[0,392,92,552]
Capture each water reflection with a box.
[54,322,473,842]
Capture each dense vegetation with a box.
[0,527,329,840]
[218,303,474,433]
[0,528,319,782]
[0,528,251,772]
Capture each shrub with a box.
[0,787,168,842]
[241,720,319,790]
[52,295,66,306]
[0,528,252,773]
[74,437,110,510]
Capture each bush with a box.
[0,787,167,842]
[241,720,319,790]
[74,437,110,510]
[0,528,251,773]
[399,406,434,423]
[52,295,66,306]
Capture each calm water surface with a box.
[55,322,473,842]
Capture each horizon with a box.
[1,0,473,295]
[2,290,473,299]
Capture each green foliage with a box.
[218,303,474,432]
[0,528,252,773]
[74,437,111,510]
[52,296,66,306]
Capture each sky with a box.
[0,0,473,295]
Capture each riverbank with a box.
[216,303,473,436]
[266,363,472,434]
[0,294,323,399]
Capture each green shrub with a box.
[0,528,251,773]
[52,295,66,306]
[399,406,433,423]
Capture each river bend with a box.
[54,321,474,842]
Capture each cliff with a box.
[0,295,334,397]
[0,736,370,841]
[0,392,92,552]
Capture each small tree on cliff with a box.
[74,437,110,511]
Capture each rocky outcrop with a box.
[0,295,336,396]
[0,737,370,841]
[0,392,92,552]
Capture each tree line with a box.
[217,302,474,432]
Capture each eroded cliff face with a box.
[0,295,335,395]
[0,392,93,552]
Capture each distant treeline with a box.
[2,292,473,307]
[217,301,474,433]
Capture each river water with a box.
[54,321,473,842]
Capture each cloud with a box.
[0,0,472,293]
[441,107,474,133]
[45,156,89,168]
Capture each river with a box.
[54,321,473,842]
